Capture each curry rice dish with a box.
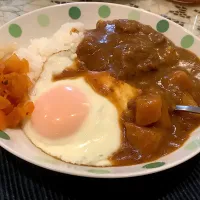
[59,19,200,166]
[2,19,200,167]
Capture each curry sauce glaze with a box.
[55,20,200,166]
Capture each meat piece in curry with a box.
[55,19,200,166]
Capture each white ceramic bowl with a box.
[0,2,200,178]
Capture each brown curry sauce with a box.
[54,20,200,166]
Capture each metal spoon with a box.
[175,105,200,114]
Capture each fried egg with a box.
[22,51,121,166]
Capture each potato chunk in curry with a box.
[125,123,162,156]
[135,94,162,126]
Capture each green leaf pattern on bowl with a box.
[88,169,110,174]
[143,162,165,169]
[0,131,10,140]
[185,140,200,150]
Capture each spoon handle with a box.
[175,105,200,114]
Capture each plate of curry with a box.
[0,2,200,178]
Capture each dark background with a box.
[0,148,200,200]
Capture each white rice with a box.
[15,22,85,83]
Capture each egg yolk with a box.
[31,85,90,139]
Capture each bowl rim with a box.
[0,1,200,178]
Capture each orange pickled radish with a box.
[0,110,7,130]
[0,53,34,129]
[4,54,22,74]
[8,74,30,98]
[18,101,34,118]
[3,104,14,115]
[3,54,29,74]
[0,96,11,109]
[23,101,34,116]
[20,58,29,73]
[6,107,23,128]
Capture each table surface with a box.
[1,1,200,200]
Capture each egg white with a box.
[23,51,121,166]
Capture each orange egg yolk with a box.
[31,85,90,139]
